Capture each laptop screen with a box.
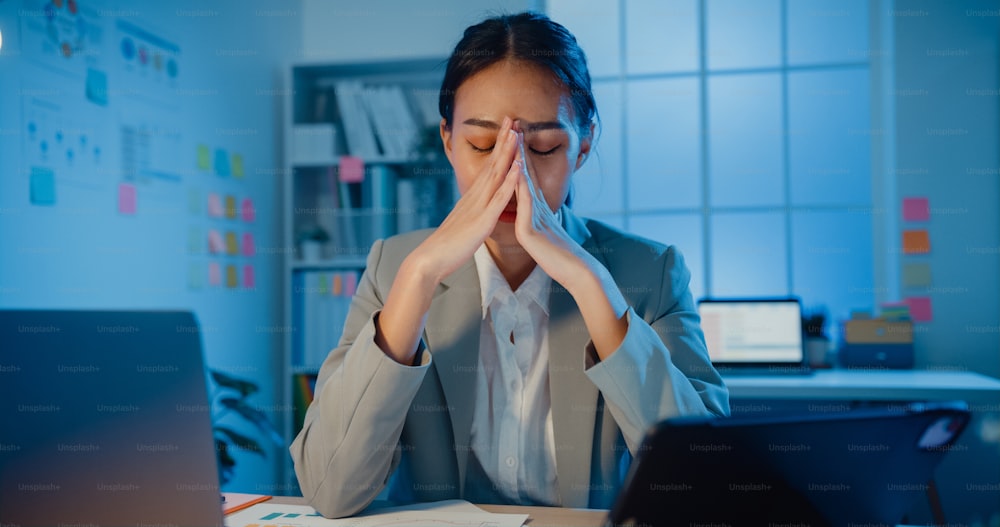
[698,299,803,364]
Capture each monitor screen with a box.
[699,300,803,364]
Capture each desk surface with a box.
[267,497,606,527]
[723,369,1000,402]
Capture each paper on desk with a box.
[224,500,527,527]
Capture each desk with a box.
[723,369,1000,403]
[267,497,606,526]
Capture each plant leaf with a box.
[211,370,258,397]
[216,426,265,457]
[218,397,283,445]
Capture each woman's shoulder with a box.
[581,217,675,261]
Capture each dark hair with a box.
[439,11,597,137]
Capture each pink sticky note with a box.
[338,155,365,183]
[207,193,223,218]
[241,198,255,222]
[243,265,255,289]
[207,230,225,254]
[208,262,222,286]
[241,232,255,256]
[905,297,933,322]
[903,197,929,222]
[344,271,358,297]
[118,183,136,215]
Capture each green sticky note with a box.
[30,167,56,205]
[197,144,211,170]
[188,227,202,254]
[902,262,931,288]
[187,263,204,290]
[188,188,202,214]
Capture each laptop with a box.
[698,297,810,375]
[606,401,971,527]
[0,310,224,527]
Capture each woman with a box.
[290,11,728,518]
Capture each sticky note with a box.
[902,262,932,288]
[902,197,929,222]
[345,271,358,297]
[232,154,244,178]
[338,155,365,183]
[225,231,239,255]
[905,297,933,322]
[208,230,224,254]
[225,265,238,288]
[118,183,137,215]
[85,68,108,106]
[241,198,255,222]
[188,188,202,214]
[214,148,230,177]
[902,230,930,254]
[241,232,255,256]
[243,265,255,289]
[224,195,237,219]
[332,273,343,296]
[207,193,223,217]
[197,144,211,170]
[187,263,204,290]
[30,167,56,205]
[188,227,202,254]
[208,262,222,286]
[318,274,329,295]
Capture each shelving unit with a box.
[280,57,453,493]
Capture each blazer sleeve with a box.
[289,239,431,518]
[584,245,730,454]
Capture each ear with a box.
[440,118,455,164]
[574,121,596,171]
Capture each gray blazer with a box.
[290,208,729,518]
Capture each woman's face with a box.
[440,60,592,241]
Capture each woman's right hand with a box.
[374,116,521,364]
[406,115,521,284]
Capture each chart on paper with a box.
[224,503,527,527]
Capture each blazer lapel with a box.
[549,209,600,507]
[422,259,482,491]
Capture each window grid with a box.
[611,0,871,299]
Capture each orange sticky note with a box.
[332,273,343,296]
[338,155,365,183]
[905,297,933,322]
[225,265,238,288]
[902,230,930,254]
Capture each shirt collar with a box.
[473,244,552,319]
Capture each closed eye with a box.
[469,142,494,154]
[530,145,561,156]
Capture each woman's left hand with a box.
[512,131,592,293]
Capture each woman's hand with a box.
[512,129,630,359]
[407,116,522,284]
[375,116,521,364]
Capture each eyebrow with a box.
[462,118,567,133]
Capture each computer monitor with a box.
[698,297,806,373]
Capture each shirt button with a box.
[505,456,516,467]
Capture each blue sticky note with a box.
[214,149,230,177]
[30,167,56,205]
[85,68,109,106]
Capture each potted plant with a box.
[210,370,283,487]
[296,225,330,262]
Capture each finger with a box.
[486,118,518,179]
[514,160,534,232]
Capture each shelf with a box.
[291,257,368,270]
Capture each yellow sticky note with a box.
[232,154,244,178]
[225,231,239,255]
[902,230,930,254]
[224,195,237,219]
[225,265,238,288]
[197,144,211,170]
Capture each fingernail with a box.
[502,116,511,129]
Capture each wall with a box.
[302,0,536,61]
[893,0,1000,377]
[0,0,301,492]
